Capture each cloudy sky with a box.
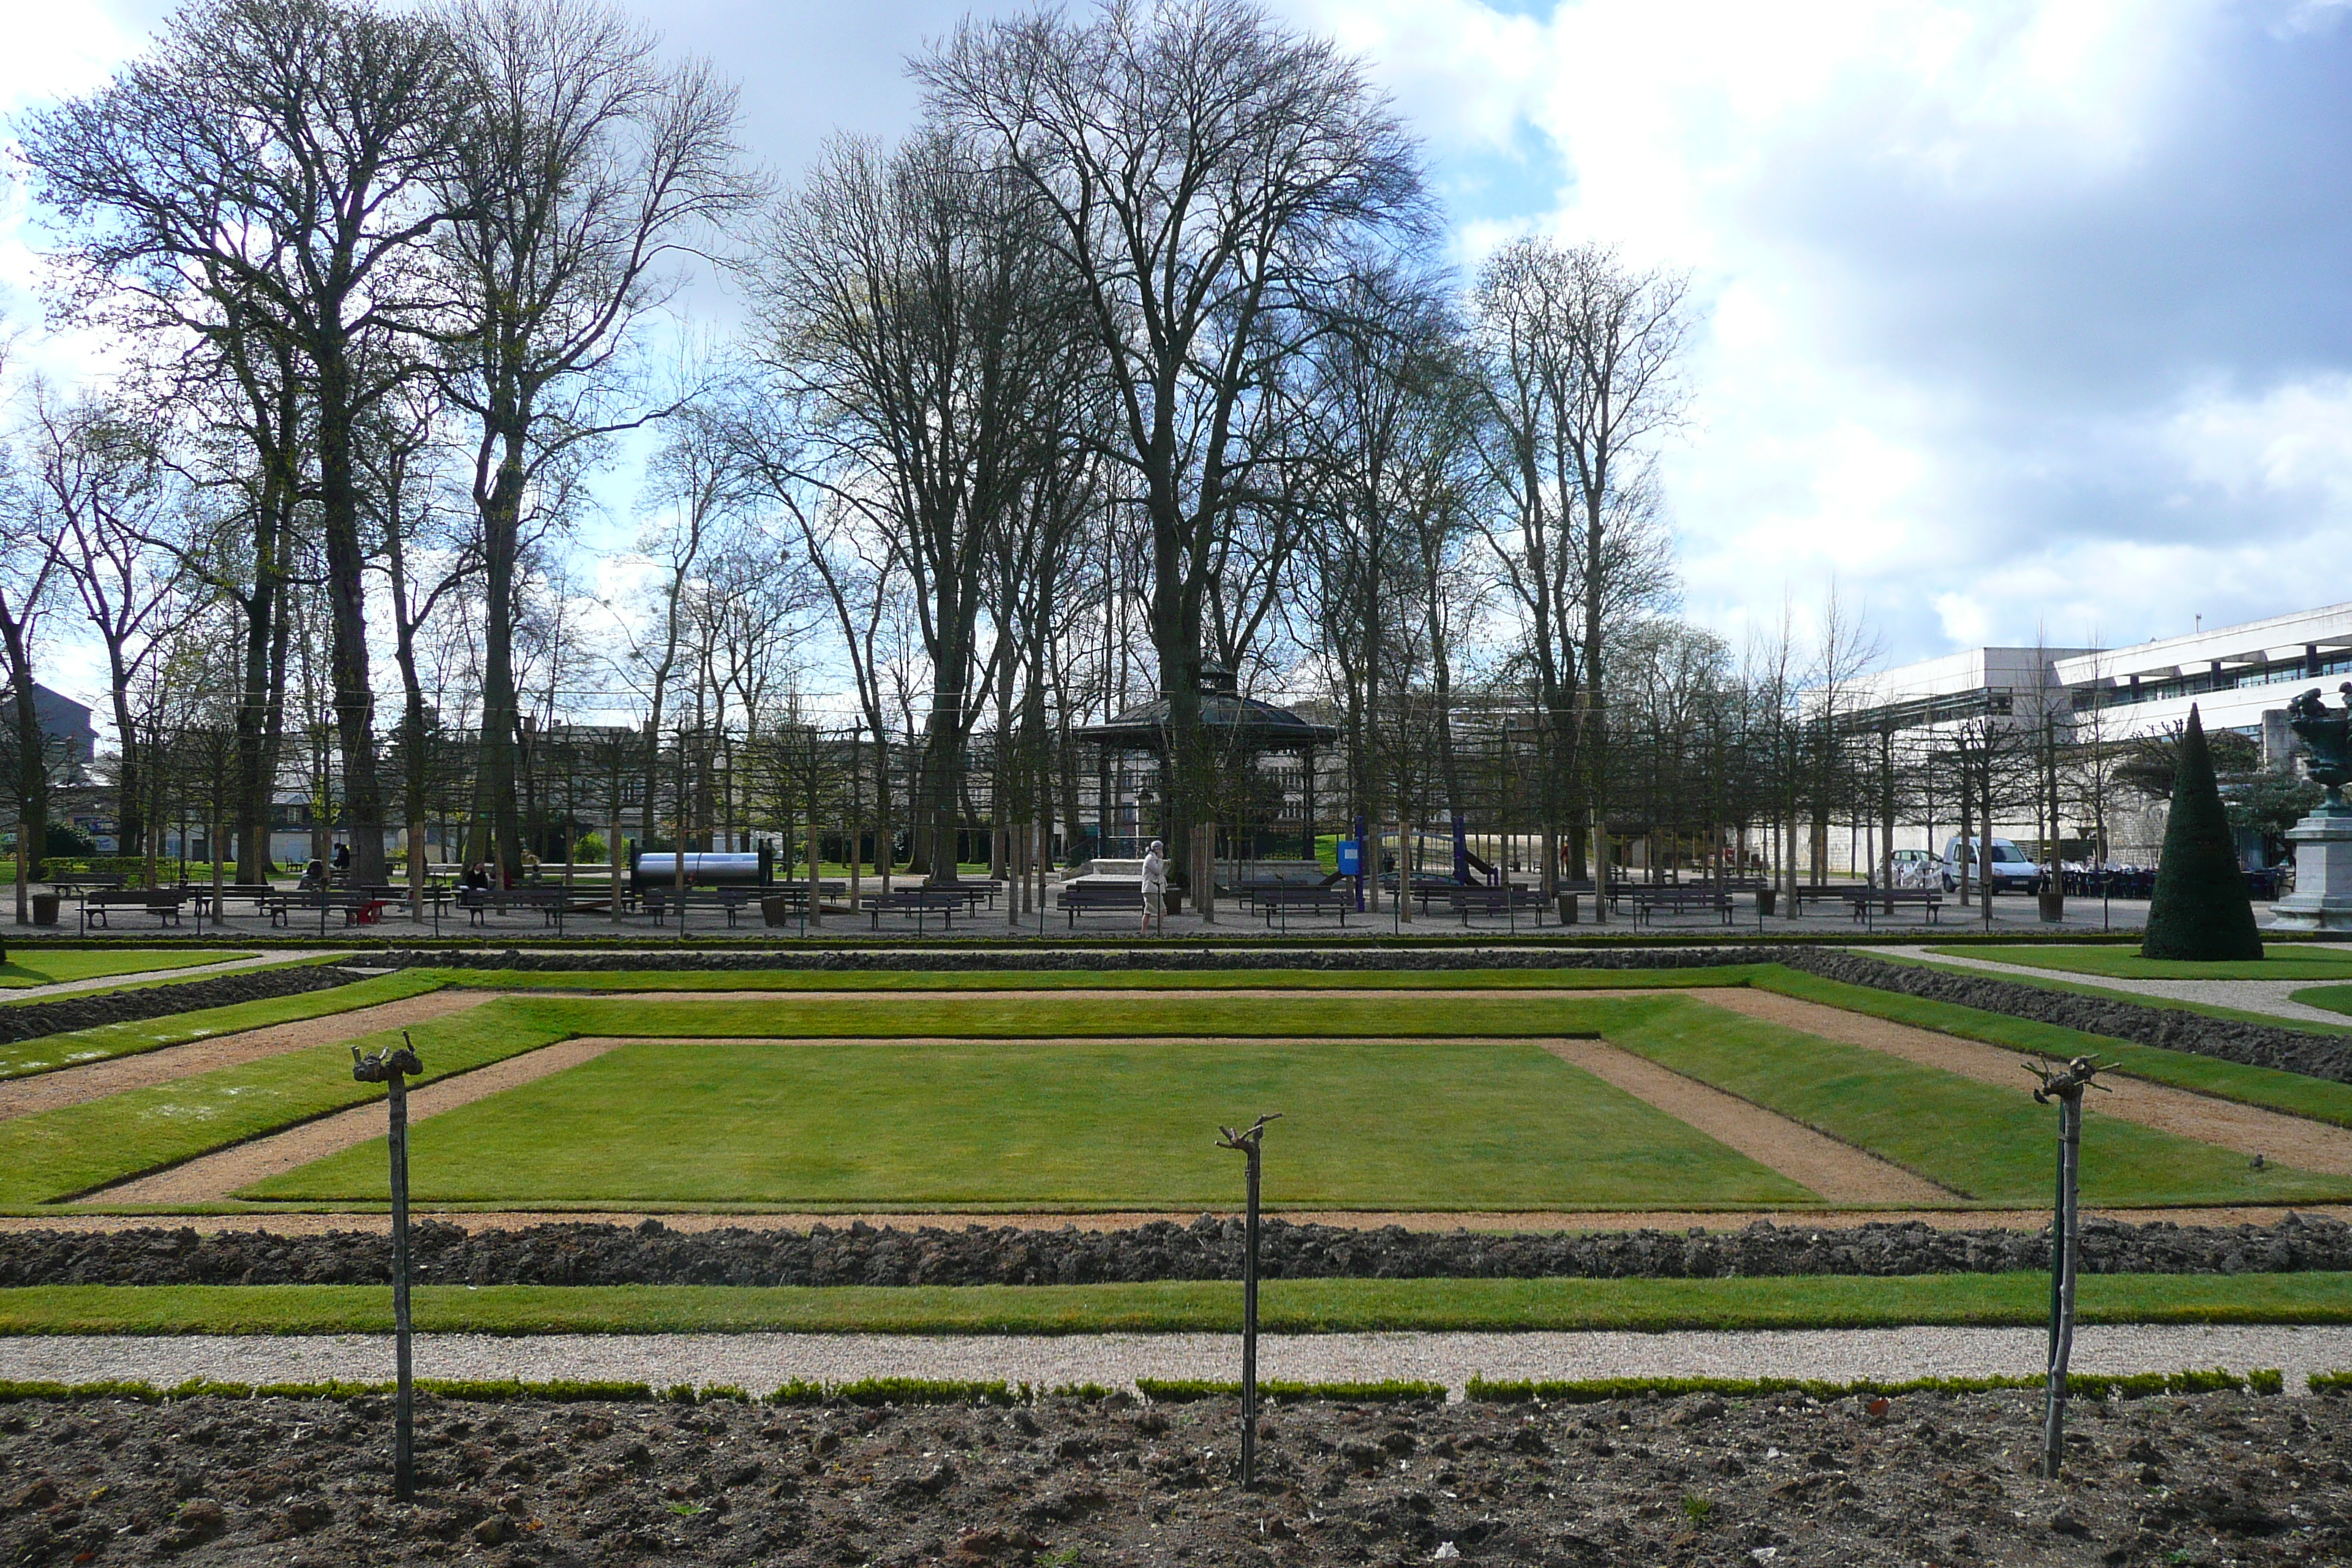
[6,0,2350,679]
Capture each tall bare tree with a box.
[918,0,1428,881]
[23,0,472,882]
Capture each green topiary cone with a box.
[2142,704,2264,961]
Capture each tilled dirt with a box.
[9,1212,2350,1288]
[0,966,372,1051]
[0,1387,2343,1567]
[1700,990,2352,1176]
[0,992,494,1123]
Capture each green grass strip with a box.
[2313,1369,2352,1393]
[473,990,1671,1041]
[0,950,257,990]
[0,970,445,1082]
[1608,995,2351,1205]
[1927,945,2352,981]
[426,966,1768,993]
[0,1000,559,1206]
[1,1273,2346,1335]
[1755,968,2352,1128]
[2291,984,2352,1019]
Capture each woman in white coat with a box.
[1141,839,1168,935]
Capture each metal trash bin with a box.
[1556,892,1579,924]
[30,893,59,927]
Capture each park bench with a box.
[1256,885,1351,930]
[867,887,964,932]
[78,889,184,932]
[758,883,848,926]
[1057,882,1145,926]
[46,872,126,898]
[1845,887,1942,924]
[218,882,279,914]
[1624,885,1733,926]
[265,890,387,928]
[1447,884,1548,927]
[641,886,752,929]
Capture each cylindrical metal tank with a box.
[628,848,774,891]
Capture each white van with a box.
[1942,836,2040,894]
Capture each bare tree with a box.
[23,0,472,883]
[918,0,1430,881]
[435,0,756,881]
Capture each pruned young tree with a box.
[23,0,473,883]
[436,0,757,882]
[917,0,1430,882]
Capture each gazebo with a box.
[1073,662,1337,861]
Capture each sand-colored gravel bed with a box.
[1700,987,2352,1175]
[0,990,494,1123]
[1542,1039,1956,1203]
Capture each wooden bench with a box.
[265,891,387,927]
[1845,887,1942,924]
[641,886,753,928]
[78,889,183,932]
[1447,885,1548,927]
[1256,885,1351,930]
[867,888,964,932]
[1058,883,1145,926]
[1624,885,1734,926]
[48,872,126,898]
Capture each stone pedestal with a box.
[2266,810,2352,931]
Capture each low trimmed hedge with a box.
[1136,1378,1445,1404]
[1466,1368,2281,1403]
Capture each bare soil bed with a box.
[1,1385,2343,1567]
[7,1213,2349,1288]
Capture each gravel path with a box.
[0,990,493,1123]
[0,951,287,1002]
[1701,987,2352,1175]
[89,1033,636,1204]
[1540,1039,1954,1203]
[1881,944,2352,1026]
[6,1323,2347,1396]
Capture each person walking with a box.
[1141,838,1168,936]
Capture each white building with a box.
[1829,602,2352,872]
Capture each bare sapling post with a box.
[1216,1113,1281,1488]
[353,1031,425,1502]
[2027,1054,2108,1480]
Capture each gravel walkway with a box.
[0,990,494,1123]
[0,951,290,1002]
[1540,1039,1953,1203]
[1881,944,2352,1027]
[6,1323,2347,1397]
[1702,987,2352,1175]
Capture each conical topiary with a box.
[2142,704,2263,961]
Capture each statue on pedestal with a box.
[2286,685,2352,816]
[2272,685,2352,930]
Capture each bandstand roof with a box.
[1073,663,1337,753]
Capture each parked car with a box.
[1942,836,2041,894]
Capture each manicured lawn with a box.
[2291,984,2352,1019]
[0,1272,2343,1335]
[1760,970,2352,1128]
[1928,944,2352,981]
[243,1036,1809,1208]
[1612,995,2352,1206]
[0,970,445,1082]
[430,965,1767,993]
[0,950,255,990]
[0,1000,561,1207]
